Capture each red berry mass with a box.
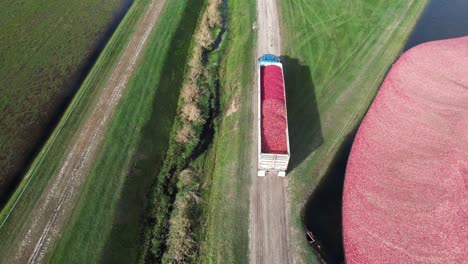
[260,65,288,154]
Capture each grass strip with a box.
[48,0,206,263]
[198,0,256,262]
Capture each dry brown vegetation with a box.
[226,93,239,117]
[162,169,200,263]
[181,84,200,103]
[175,124,194,144]
[164,194,195,263]
[181,103,202,122]
[176,0,221,144]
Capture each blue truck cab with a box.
[259,54,280,65]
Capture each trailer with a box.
[257,54,290,177]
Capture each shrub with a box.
[181,103,202,122]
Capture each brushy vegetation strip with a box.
[162,169,201,263]
[0,0,130,200]
[141,0,225,262]
[0,0,147,260]
[279,0,428,262]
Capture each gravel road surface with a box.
[249,0,292,263]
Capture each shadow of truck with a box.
[281,56,323,172]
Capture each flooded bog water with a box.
[404,0,468,50]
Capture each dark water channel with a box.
[302,1,468,263]
[404,0,468,51]
[193,0,227,159]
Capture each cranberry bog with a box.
[0,0,133,203]
[343,36,468,263]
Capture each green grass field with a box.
[279,0,428,262]
[199,0,256,262]
[49,0,206,262]
[0,0,160,261]
[0,0,131,200]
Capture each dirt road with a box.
[249,0,292,263]
[3,1,166,263]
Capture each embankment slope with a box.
[343,36,468,263]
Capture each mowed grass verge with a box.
[0,0,131,199]
[50,0,205,263]
[199,0,256,262]
[0,0,156,260]
[279,0,428,262]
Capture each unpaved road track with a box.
[249,0,292,263]
[3,1,166,263]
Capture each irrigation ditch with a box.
[150,4,227,263]
[127,0,228,262]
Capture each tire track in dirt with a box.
[3,0,166,263]
[249,0,292,263]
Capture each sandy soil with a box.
[343,36,468,263]
[4,1,166,263]
[249,0,292,263]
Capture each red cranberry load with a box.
[260,65,288,154]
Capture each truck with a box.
[257,54,290,177]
